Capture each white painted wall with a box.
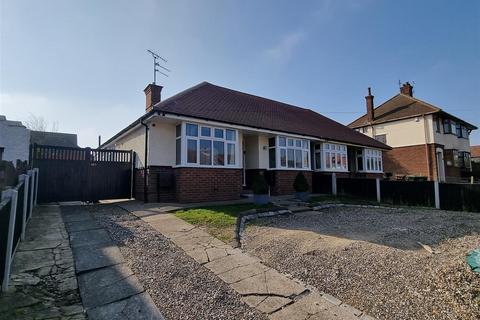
[148,120,176,166]
[243,134,270,169]
[244,135,259,169]
[109,127,146,168]
[0,115,30,166]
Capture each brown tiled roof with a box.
[152,82,389,149]
[348,93,477,129]
[471,146,480,158]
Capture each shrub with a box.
[293,172,309,192]
[252,174,269,195]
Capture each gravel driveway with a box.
[242,207,480,320]
[87,204,267,320]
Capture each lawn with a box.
[175,203,273,243]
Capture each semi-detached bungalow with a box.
[101,82,389,203]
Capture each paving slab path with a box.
[61,205,165,320]
[139,211,375,320]
[0,205,86,320]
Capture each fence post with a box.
[19,174,29,241]
[332,173,337,196]
[434,181,440,209]
[33,168,39,206]
[1,189,18,292]
[376,178,381,203]
[28,170,34,219]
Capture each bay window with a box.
[363,149,383,172]
[313,143,347,171]
[178,122,238,167]
[271,136,310,170]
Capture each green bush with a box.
[252,174,269,195]
[293,172,309,192]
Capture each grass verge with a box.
[175,203,273,243]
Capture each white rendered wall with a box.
[0,116,30,166]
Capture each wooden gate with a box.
[30,144,134,203]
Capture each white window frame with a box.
[275,136,311,170]
[177,122,240,168]
[358,148,383,173]
[315,142,348,172]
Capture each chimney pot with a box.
[144,83,163,112]
[365,87,374,122]
[400,82,413,96]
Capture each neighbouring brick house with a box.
[348,82,477,182]
[102,82,388,203]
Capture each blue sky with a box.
[1,0,479,147]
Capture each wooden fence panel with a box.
[0,199,11,288]
[312,173,332,194]
[31,145,132,203]
[439,183,480,212]
[381,180,435,207]
[337,178,377,200]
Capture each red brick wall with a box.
[134,166,176,202]
[270,170,312,195]
[175,167,242,203]
[383,144,439,180]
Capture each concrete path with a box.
[140,212,375,320]
[62,206,164,320]
[0,205,86,320]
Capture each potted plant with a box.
[252,174,270,205]
[293,172,310,201]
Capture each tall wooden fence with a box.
[314,174,480,212]
[31,144,133,203]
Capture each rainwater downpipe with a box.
[141,119,149,203]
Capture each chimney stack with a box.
[365,87,374,122]
[144,83,163,112]
[400,82,413,96]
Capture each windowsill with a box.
[173,164,241,169]
[314,169,348,173]
[269,167,312,171]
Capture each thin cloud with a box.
[264,31,306,64]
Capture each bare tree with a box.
[24,114,59,132]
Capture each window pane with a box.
[186,124,198,137]
[314,144,321,150]
[341,154,347,169]
[187,139,197,163]
[214,128,224,138]
[303,151,309,168]
[226,129,235,141]
[295,149,302,168]
[302,140,309,149]
[176,138,181,165]
[200,140,212,165]
[227,143,235,165]
[269,148,276,168]
[315,152,321,169]
[325,152,331,168]
[213,141,224,165]
[280,149,287,167]
[295,140,302,148]
[331,153,336,168]
[201,127,211,137]
[288,139,294,147]
[287,149,295,168]
[176,124,181,137]
[336,153,341,167]
[279,137,286,147]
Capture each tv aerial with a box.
[147,49,171,84]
